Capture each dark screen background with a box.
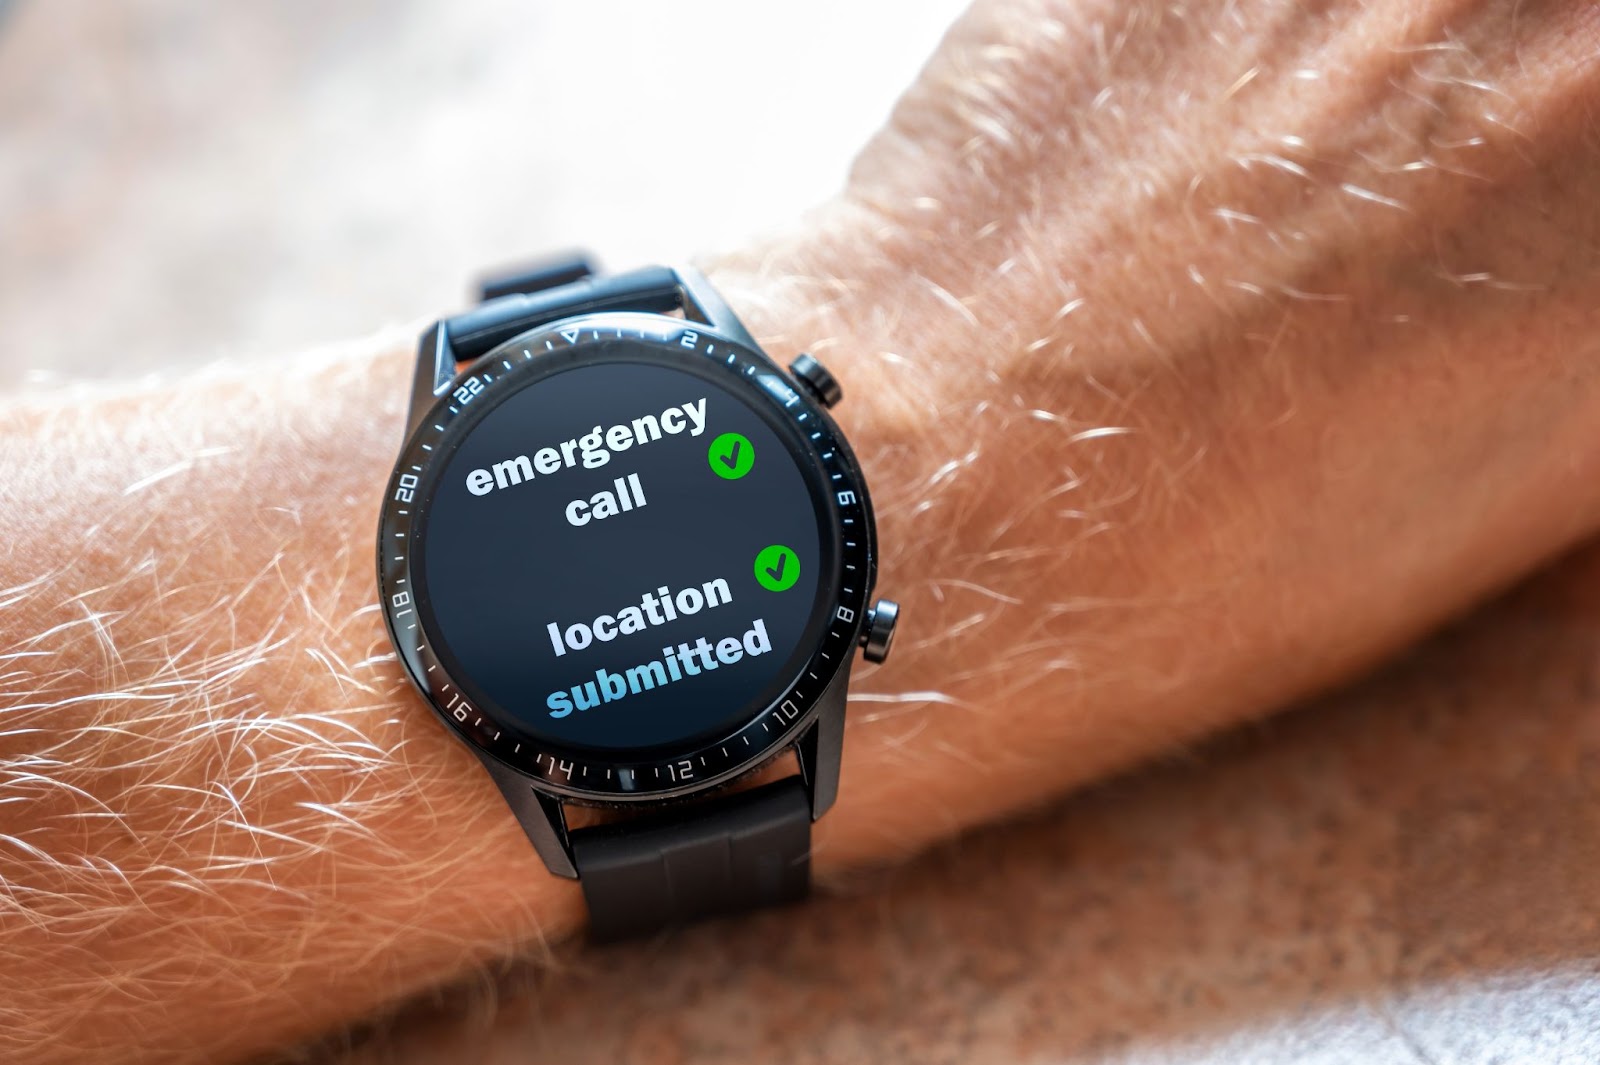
[418,357,824,753]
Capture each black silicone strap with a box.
[570,777,813,943]
[476,252,596,302]
[443,264,684,364]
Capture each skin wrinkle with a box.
[861,0,1555,360]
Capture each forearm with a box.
[1,227,1589,1065]
[8,0,1600,1060]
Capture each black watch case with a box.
[376,299,877,877]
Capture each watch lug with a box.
[676,264,761,352]
[795,660,852,820]
[472,750,577,878]
[406,321,460,442]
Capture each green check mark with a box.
[708,432,755,480]
[754,544,799,592]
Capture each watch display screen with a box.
[415,352,828,756]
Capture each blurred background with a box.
[0,0,963,383]
[10,3,1600,1064]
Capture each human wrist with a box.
[0,337,582,1065]
[0,243,1004,1063]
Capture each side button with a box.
[860,599,899,664]
[789,353,842,408]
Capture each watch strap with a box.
[443,264,684,364]
[570,777,813,943]
[476,253,596,303]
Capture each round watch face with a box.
[377,314,874,800]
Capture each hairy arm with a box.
[6,0,1600,1061]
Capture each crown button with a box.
[788,353,842,408]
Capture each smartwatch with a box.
[376,255,899,941]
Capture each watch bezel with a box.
[375,312,876,804]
